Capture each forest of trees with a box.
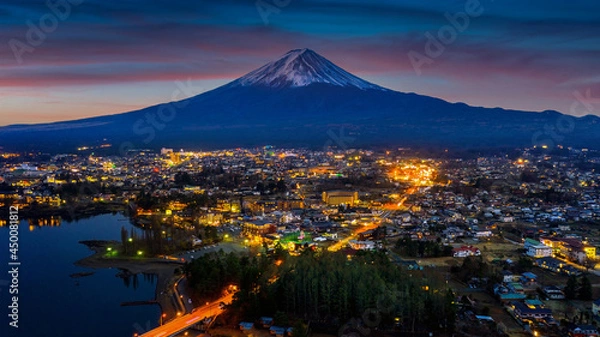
[565,274,592,300]
[185,249,456,333]
[395,235,453,258]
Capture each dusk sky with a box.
[1,0,599,126]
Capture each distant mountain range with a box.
[1,48,599,153]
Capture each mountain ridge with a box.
[1,48,599,152]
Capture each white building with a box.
[527,244,552,258]
[348,240,375,250]
[474,230,493,238]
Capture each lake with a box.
[0,213,160,337]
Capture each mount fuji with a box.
[1,48,599,152]
[230,48,386,90]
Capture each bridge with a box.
[138,292,234,337]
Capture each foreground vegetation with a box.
[185,248,456,333]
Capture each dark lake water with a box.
[0,213,160,337]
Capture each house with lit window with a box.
[525,239,553,258]
[569,325,599,337]
[510,301,553,321]
[539,237,595,263]
[542,286,565,300]
[452,246,481,258]
[520,272,538,287]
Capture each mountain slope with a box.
[229,48,386,90]
[1,49,599,152]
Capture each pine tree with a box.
[565,274,578,300]
[579,275,592,300]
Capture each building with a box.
[239,322,254,331]
[259,317,274,328]
[543,286,565,300]
[527,244,552,258]
[452,246,481,258]
[511,301,553,321]
[242,220,276,235]
[569,325,599,337]
[507,282,525,294]
[524,238,541,249]
[584,246,597,260]
[539,237,595,263]
[525,239,553,258]
[348,240,376,250]
[473,229,493,238]
[269,326,286,337]
[322,191,359,206]
[520,272,538,286]
[502,270,515,283]
[277,199,304,210]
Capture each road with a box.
[139,292,234,337]
[328,223,378,252]
[328,185,419,252]
[175,277,194,313]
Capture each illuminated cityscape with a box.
[2,145,600,337]
[1,1,600,337]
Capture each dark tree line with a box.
[185,250,456,333]
[119,220,191,256]
[395,236,453,258]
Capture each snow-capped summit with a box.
[230,48,387,90]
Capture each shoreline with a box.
[75,242,186,323]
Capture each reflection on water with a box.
[120,272,158,290]
[0,213,160,337]
[0,216,62,230]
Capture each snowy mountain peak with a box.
[230,49,387,90]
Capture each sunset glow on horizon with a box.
[1,0,599,125]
